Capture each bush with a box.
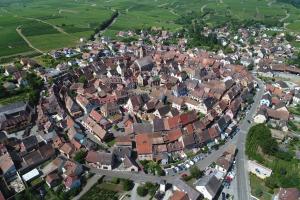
[190,166,204,179]
[144,182,157,196]
[74,150,87,164]
[137,186,148,197]
[182,175,193,181]
[111,177,120,184]
[122,179,134,191]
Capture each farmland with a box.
[1,0,300,60]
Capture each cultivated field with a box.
[1,0,300,60]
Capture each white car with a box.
[185,163,190,169]
[193,157,199,163]
[188,160,194,165]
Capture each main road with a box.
[235,78,265,200]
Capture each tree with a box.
[74,150,87,164]
[78,75,87,84]
[137,185,148,197]
[247,63,254,71]
[122,179,134,191]
[190,166,204,179]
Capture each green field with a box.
[1,0,300,59]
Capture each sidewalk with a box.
[72,175,102,200]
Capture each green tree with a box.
[190,166,204,179]
[137,185,148,197]
[74,150,87,164]
[122,179,134,191]
[78,75,87,84]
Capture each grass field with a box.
[1,0,300,59]
[250,174,273,200]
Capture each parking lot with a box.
[164,154,205,176]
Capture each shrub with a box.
[137,186,148,197]
[111,177,120,184]
[190,166,204,179]
[122,179,134,191]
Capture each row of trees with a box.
[90,11,119,41]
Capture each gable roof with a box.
[135,134,153,155]
[85,151,114,166]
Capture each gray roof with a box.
[135,56,154,68]
[195,175,221,198]
[0,102,29,115]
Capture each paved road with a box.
[235,79,265,200]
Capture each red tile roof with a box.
[135,134,153,155]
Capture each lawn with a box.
[80,180,124,200]
[250,174,273,200]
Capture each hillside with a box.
[1,0,300,60]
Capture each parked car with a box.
[185,163,190,169]
[188,160,194,165]
[193,157,199,163]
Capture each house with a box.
[0,101,33,133]
[115,135,132,147]
[42,157,66,176]
[266,108,290,122]
[4,65,18,76]
[82,116,109,142]
[21,135,39,152]
[169,190,189,200]
[45,173,61,188]
[195,175,222,200]
[100,102,119,117]
[122,155,139,172]
[125,95,143,113]
[185,98,204,113]
[65,96,83,118]
[64,176,81,191]
[0,153,16,180]
[59,143,75,159]
[168,96,185,110]
[62,160,83,177]
[21,144,56,172]
[76,95,94,114]
[260,92,272,107]
[215,145,236,175]
[172,83,188,97]
[275,188,300,200]
[248,160,272,179]
[135,134,153,160]
[85,151,115,170]
[112,146,132,161]
[179,134,196,149]
[134,56,154,71]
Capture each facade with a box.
[0,102,33,133]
